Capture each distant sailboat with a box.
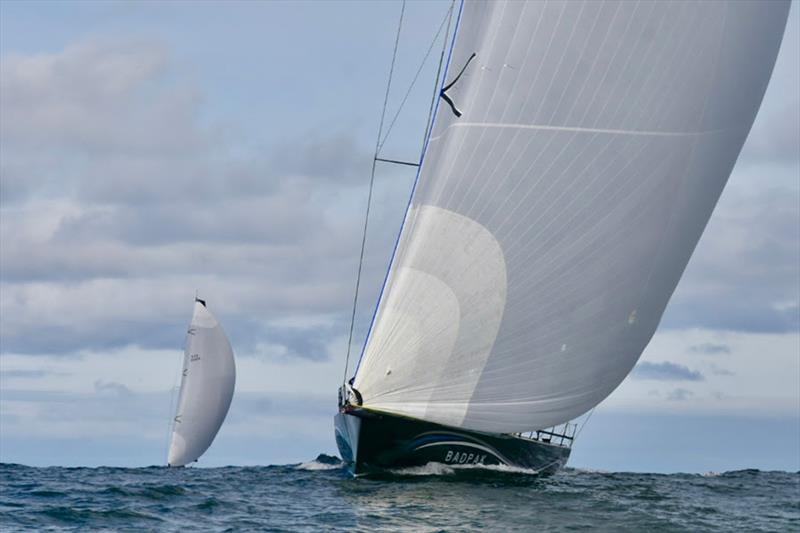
[336,0,789,476]
[168,298,236,467]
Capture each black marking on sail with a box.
[440,92,461,117]
[195,297,207,307]
[174,415,182,423]
[440,52,476,117]
[187,327,196,336]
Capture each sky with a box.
[0,0,798,473]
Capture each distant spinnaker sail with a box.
[168,300,236,466]
[354,0,790,433]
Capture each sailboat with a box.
[335,0,789,476]
[168,298,236,467]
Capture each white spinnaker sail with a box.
[354,0,789,433]
[168,301,236,466]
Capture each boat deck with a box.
[514,423,577,449]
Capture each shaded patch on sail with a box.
[357,205,507,428]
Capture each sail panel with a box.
[168,302,236,466]
[354,0,789,432]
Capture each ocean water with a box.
[1,458,797,532]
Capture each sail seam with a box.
[446,121,728,137]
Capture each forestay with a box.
[354,0,789,433]
[168,301,236,466]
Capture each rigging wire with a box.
[420,0,456,153]
[342,0,406,386]
[377,1,456,152]
[574,407,597,441]
[351,1,457,380]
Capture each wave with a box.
[295,461,342,471]
[451,462,543,475]
[295,454,343,471]
[2,461,795,477]
[388,462,456,476]
[28,489,66,498]
[720,468,762,475]
[139,484,187,499]
[2,460,796,532]
[563,466,611,475]
[387,461,546,478]
[38,506,163,525]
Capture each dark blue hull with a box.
[334,407,571,477]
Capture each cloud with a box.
[1,18,797,371]
[689,343,731,355]
[0,386,334,462]
[708,364,735,377]
[0,370,66,379]
[0,37,409,360]
[661,181,799,334]
[666,388,693,402]
[658,11,799,335]
[0,38,204,158]
[631,362,704,382]
[1,388,168,440]
[254,322,346,362]
[94,380,133,398]
[228,391,332,419]
[737,6,800,168]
